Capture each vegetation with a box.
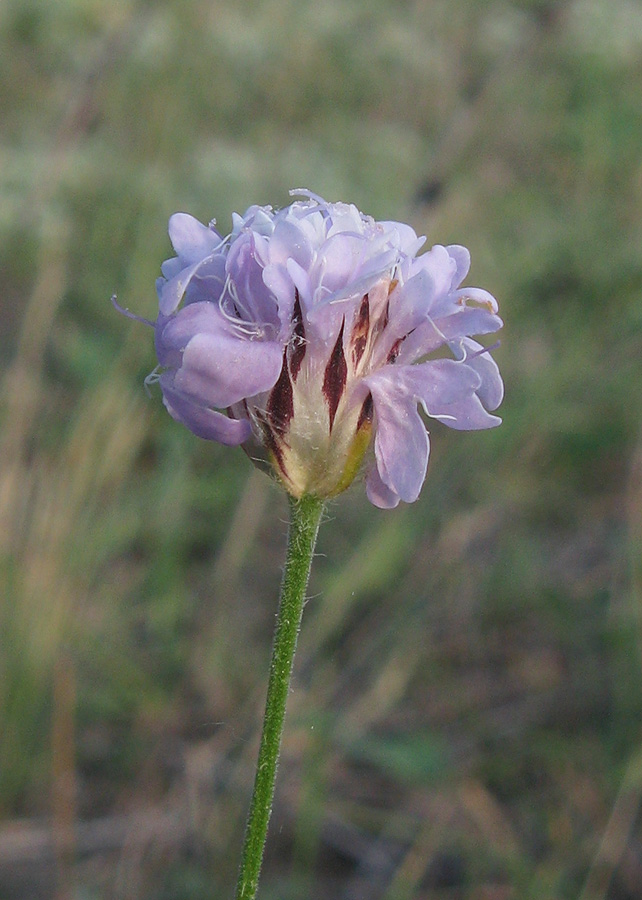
[2,0,642,897]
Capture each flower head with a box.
[143,190,503,508]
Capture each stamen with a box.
[217,274,265,338]
[144,367,162,397]
[289,188,327,205]
[427,412,457,422]
[112,295,154,328]
[451,339,500,363]
[425,315,449,346]
[223,274,250,319]
[467,339,501,360]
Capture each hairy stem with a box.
[234,493,325,900]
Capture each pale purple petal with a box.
[408,245,459,301]
[233,206,275,239]
[365,463,401,509]
[161,380,251,445]
[168,213,224,263]
[446,244,471,286]
[396,308,504,364]
[174,331,284,408]
[157,252,227,316]
[160,258,184,281]
[155,302,231,367]
[378,221,426,257]
[158,258,207,316]
[286,205,328,247]
[385,268,438,345]
[315,232,369,294]
[453,286,499,313]
[261,263,297,337]
[365,372,430,504]
[451,338,504,411]
[322,265,393,308]
[400,359,502,430]
[286,257,345,351]
[325,203,365,237]
[226,234,281,327]
[286,258,313,307]
[268,218,314,270]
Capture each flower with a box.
[141,190,503,508]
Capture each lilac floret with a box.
[135,191,504,507]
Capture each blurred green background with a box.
[2,0,642,897]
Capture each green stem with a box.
[234,493,325,900]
